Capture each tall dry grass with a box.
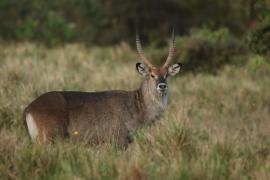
[0,43,269,179]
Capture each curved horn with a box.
[162,29,176,69]
[136,33,155,69]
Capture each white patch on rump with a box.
[26,113,39,139]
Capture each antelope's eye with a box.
[150,74,155,78]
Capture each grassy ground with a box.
[0,43,269,179]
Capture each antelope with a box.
[23,32,182,147]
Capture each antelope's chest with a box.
[146,94,168,122]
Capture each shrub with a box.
[247,0,270,59]
[175,28,246,73]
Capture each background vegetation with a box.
[0,0,257,45]
[0,0,270,179]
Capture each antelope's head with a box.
[136,31,182,95]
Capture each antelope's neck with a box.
[139,79,168,123]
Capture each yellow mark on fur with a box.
[73,131,79,136]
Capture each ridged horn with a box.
[162,29,176,69]
[136,32,155,69]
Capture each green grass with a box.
[0,43,269,179]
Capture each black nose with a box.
[158,83,167,90]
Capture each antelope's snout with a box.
[157,83,167,93]
[156,75,168,93]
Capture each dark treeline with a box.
[0,0,257,44]
[0,0,269,63]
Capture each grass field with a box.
[0,43,269,179]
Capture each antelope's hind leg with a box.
[24,93,69,143]
[25,111,68,143]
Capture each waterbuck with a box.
[23,32,182,147]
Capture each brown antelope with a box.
[23,32,182,147]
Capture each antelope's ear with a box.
[168,63,182,76]
[136,63,149,76]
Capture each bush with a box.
[175,28,246,73]
[247,0,270,59]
